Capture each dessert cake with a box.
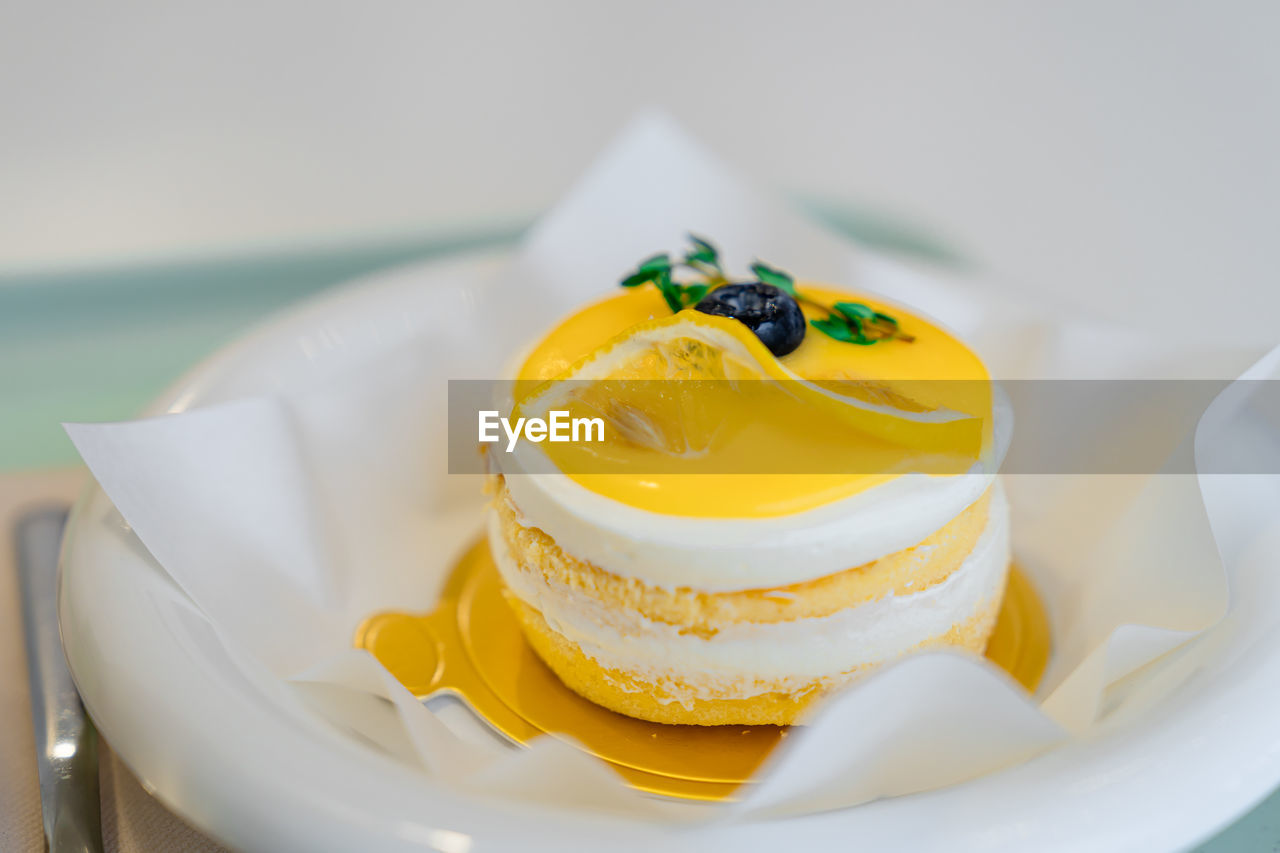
[485,238,1009,726]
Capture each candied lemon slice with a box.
[509,311,988,517]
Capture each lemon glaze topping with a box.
[512,285,993,519]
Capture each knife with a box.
[15,506,104,853]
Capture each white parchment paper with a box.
[65,114,1276,819]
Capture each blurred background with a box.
[4,0,1279,470]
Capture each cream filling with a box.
[493,388,1012,593]
[491,482,1010,701]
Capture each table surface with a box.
[0,223,1274,851]
[1,470,229,852]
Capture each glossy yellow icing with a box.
[514,285,992,518]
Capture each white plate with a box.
[60,248,1280,852]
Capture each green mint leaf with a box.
[685,248,715,267]
[620,253,671,289]
[684,234,722,271]
[834,301,875,322]
[652,270,684,313]
[809,316,855,342]
[688,234,718,257]
[681,283,710,305]
[620,269,656,288]
[638,253,672,274]
[751,261,796,295]
[659,285,685,313]
[811,316,876,345]
[829,303,906,343]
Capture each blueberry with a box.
[694,283,806,357]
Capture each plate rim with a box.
[59,245,1280,852]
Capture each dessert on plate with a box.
[485,237,1009,726]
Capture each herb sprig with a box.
[619,235,731,313]
[811,302,915,345]
[619,235,913,345]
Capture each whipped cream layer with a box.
[491,482,1010,701]
[494,386,1010,592]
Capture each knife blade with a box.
[15,506,104,853]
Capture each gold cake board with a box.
[355,540,1050,802]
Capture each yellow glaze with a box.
[513,285,993,518]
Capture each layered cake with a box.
[485,238,1010,725]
